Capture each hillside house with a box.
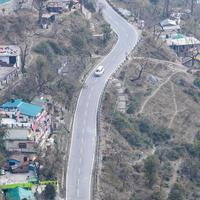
[41,13,56,29]
[160,18,181,39]
[0,99,51,145]
[0,46,20,68]
[166,34,200,56]
[4,129,36,153]
[47,1,68,13]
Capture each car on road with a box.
[94,66,104,76]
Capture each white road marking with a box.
[76,188,79,197]
[78,168,81,175]
[66,0,139,199]
[84,110,87,117]
[77,179,80,186]
[79,156,82,164]
[80,146,83,154]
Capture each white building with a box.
[0,45,21,68]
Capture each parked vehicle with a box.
[0,169,5,175]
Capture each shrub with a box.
[101,23,112,43]
[84,1,96,12]
[161,161,173,181]
[34,41,54,58]
[112,113,149,147]
[71,34,85,49]
[47,40,67,55]
[151,191,163,200]
[127,97,139,114]
[168,183,185,200]
[139,119,151,133]
[44,184,56,200]
[138,119,171,144]
[144,155,160,187]
[181,159,200,184]
[193,78,200,88]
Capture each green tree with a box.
[44,184,56,200]
[168,183,185,200]
[151,191,163,200]
[101,23,112,43]
[144,155,160,187]
[68,0,74,10]
[0,122,7,151]
[193,78,200,88]
[150,0,159,5]
[71,34,85,49]
[127,97,139,114]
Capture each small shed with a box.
[47,2,67,13]
[41,13,56,29]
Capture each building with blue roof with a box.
[0,99,43,118]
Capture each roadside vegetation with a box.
[0,3,115,199]
[97,19,200,199]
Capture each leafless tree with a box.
[163,0,170,17]
[131,62,147,82]
[33,0,47,25]
[97,2,105,15]
[20,42,29,74]
[191,0,195,15]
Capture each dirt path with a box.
[168,82,178,128]
[165,159,182,198]
[133,57,187,73]
[138,72,177,115]
[136,56,189,115]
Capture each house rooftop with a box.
[31,97,47,107]
[0,45,20,57]
[5,129,32,140]
[0,99,43,117]
[160,18,177,27]
[42,13,57,18]
[162,25,180,31]
[5,187,36,200]
[166,35,200,46]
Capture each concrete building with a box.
[0,46,20,68]
[0,99,51,146]
[41,13,56,29]
[4,128,36,153]
[166,34,200,55]
[160,18,181,39]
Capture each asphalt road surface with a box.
[66,0,139,199]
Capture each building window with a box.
[18,143,27,149]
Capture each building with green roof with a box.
[5,187,35,200]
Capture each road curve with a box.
[66,1,139,199]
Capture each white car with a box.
[94,66,105,77]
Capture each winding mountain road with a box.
[66,1,139,199]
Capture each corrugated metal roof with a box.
[160,18,177,27]
[6,187,36,200]
[0,99,43,117]
[166,36,200,46]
